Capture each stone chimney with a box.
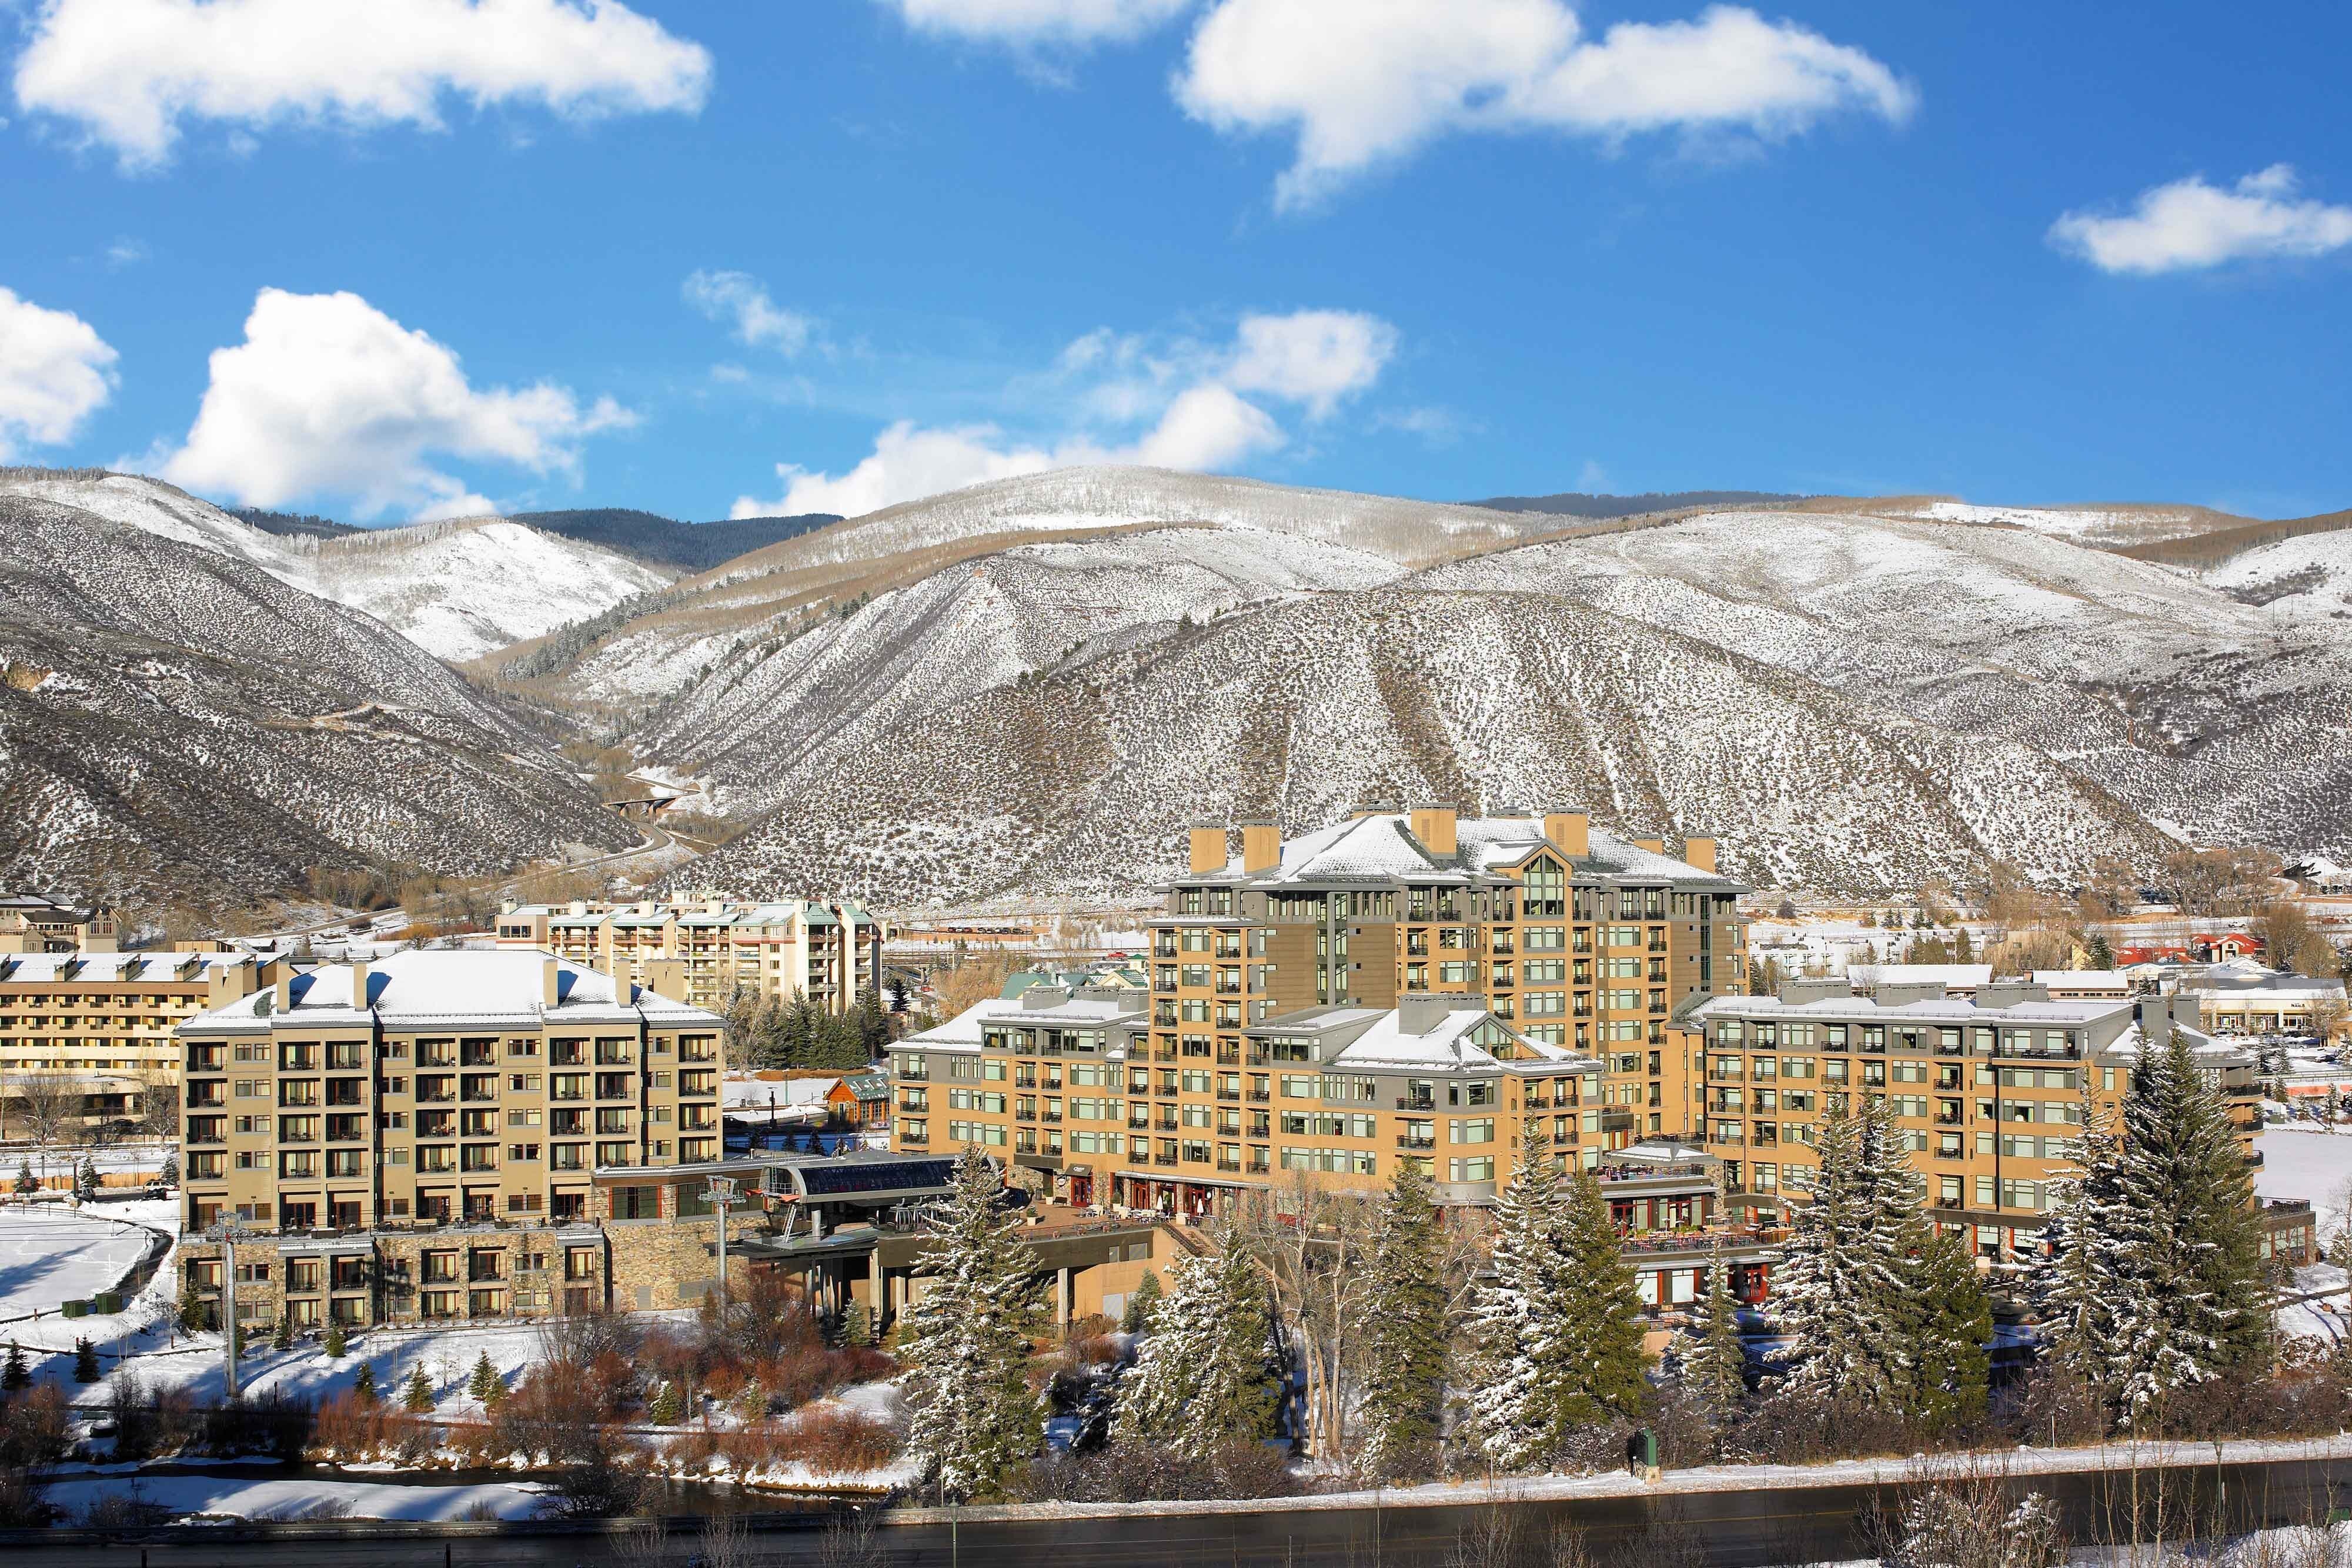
[1543,810,1589,857]
[1188,821,1230,874]
[350,958,372,1010]
[1683,836,1718,873]
[1408,803,1458,857]
[1239,818,1282,875]
[543,958,563,1008]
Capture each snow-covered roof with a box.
[1847,964,1993,988]
[2181,971,2348,1002]
[1324,1004,1597,1077]
[0,951,255,985]
[181,951,721,1033]
[2032,969,2130,992]
[1695,991,2133,1028]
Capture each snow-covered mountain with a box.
[0,471,672,661]
[643,487,2352,906]
[0,489,634,914]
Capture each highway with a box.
[14,1451,2352,1567]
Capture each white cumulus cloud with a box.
[683,270,815,355]
[1225,308,1395,417]
[0,286,119,460]
[156,287,635,520]
[2050,165,2352,276]
[1174,0,1915,209]
[879,0,1192,47]
[13,0,713,172]
[730,307,1376,519]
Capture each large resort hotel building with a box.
[1688,977,2290,1262]
[494,894,888,1015]
[890,805,1748,1217]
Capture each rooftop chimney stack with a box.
[1188,821,1230,875]
[1408,803,1458,857]
[350,958,372,1010]
[1683,836,1718,873]
[543,958,563,1008]
[1633,837,1665,855]
[1239,818,1282,875]
[1543,810,1589,858]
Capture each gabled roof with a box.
[1185,811,1739,891]
[182,951,721,1034]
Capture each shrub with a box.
[790,1408,900,1475]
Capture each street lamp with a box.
[705,1176,740,1305]
[203,1212,252,1399]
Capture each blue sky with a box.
[2,0,2348,523]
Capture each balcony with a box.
[1395,1095,1435,1112]
[1395,1134,1436,1151]
[1246,1089,1271,1104]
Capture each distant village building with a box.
[0,892,118,954]
[495,894,887,1014]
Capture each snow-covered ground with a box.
[2257,1128,2352,1228]
[39,1471,546,1522]
[0,1208,155,1322]
[101,1319,550,1417]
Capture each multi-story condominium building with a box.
[890,982,1767,1306]
[893,982,1612,1209]
[178,950,727,1234]
[0,892,119,954]
[1681,977,2266,1259]
[0,945,279,1125]
[494,894,888,1015]
[173,950,734,1332]
[1148,807,1743,1153]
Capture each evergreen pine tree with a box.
[323,1321,348,1359]
[2039,1025,2269,1425]
[1112,1225,1282,1456]
[2,1342,30,1392]
[648,1381,684,1424]
[401,1365,435,1413]
[467,1351,499,1403]
[1121,1269,1161,1334]
[1773,1099,1918,1404]
[2086,934,2115,971]
[1953,927,1975,962]
[158,1152,179,1189]
[74,1157,98,1202]
[1465,1118,1575,1469]
[1679,1248,1748,1416]
[352,1362,376,1403]
[1554,1169,1652,1429]
[897,1148,1046,1501]
[855,987,891,1061]
[1903,1223,1992,1430]
[177,1282,205,1335]
[1358,1164,1448,1474]
[273,1315,292,1351]
[841,1301,873,1348]
[12,1159,33,1196]
[73,1337,99,1383]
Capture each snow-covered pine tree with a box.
[1111,1225,1281,1457]
[1773,1098,1917,1403]
[2030,1081,2120,1389]
[1903,1222,1992,1430]
[1465,1117,1573,1469]
[2100,1025,2269,1423]
[648,1381,684,1425]
[401,1365,435,1413]
[1358,1164,1448,1472]
[896,1147,1046,1501]
[12,1159,33,1196]
[1679,1246,1748,1416]
[352,1362,376,1403]
[1553,1168,1651,1429]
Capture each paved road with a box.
[16,1454,2352,1567]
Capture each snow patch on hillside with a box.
[0,472,671,660]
